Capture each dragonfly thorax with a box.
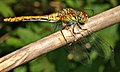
[58,8,89,25]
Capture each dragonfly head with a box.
[78,11,88,25]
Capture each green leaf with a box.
[6,37,24,47]
[0,1,14,17]
[4,0,16,5]
[30,56,56,72]
[17,28,40,44]
[110,0,118,6]
[65,0,76,8]
[85,4,111,15]
[13,66,27,72]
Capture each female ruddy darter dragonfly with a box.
[4,8,114,64]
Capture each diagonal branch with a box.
[0,5,120,72]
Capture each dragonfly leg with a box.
[72,23,88,37]
[72,23,77,34]
[59,22,76,44]
[59,28,68,44]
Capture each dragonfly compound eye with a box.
[78,11,89,24]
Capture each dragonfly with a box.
[4,8,88,30]
[4,8,114,64]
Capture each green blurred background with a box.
[0,0,120,72]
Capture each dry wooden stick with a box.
[0,33,10,43]
[0,5,120,72]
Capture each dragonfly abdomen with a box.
[3,16,49,22]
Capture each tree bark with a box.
[0,5,120,72]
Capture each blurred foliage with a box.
[0,0,120,72]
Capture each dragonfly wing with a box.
[66,38,92,65]
[88,32,114,59]
[66,30,113,64]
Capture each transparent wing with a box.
[66,30,114,64]
[66,37,92,65]
[88,32,114,59]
